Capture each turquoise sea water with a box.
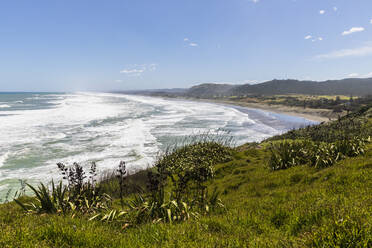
[0,92,316,199]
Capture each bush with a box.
[308,142,343,168]
[268,137,369,170]
[268,140,311,170]
[151,141,232,206]
[15,162,111,215]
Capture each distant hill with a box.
[186,83,235,98]
[184,78,372,97]
[118,78,372,98]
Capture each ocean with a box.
[0,92,316,198]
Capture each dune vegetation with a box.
[1,106,372,247]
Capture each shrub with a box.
[334,137,369,157]
[268,140,310,170]
[268,137,370,170]
[151,141,232,206]
[15,162,111,215]
[15,181,67,214]
[308,143,343,168]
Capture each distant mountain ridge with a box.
[117,77,372,97]
[185,78,372,97]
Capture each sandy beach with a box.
[202,99,333,122]
[163,97,335,123]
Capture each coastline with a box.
[151,96,333,123]
[193,99,332,123]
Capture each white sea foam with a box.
[0,104,10,108]
[0,152,9,168]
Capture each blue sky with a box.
[0,0,372,91]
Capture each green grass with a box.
[1,111,372,247]
[1,146,371,247]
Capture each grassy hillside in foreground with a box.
[0,109,372,247]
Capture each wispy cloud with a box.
[319,10,325,15]
[305,35,322,42]
[315,45,372,59]
[347,72,372,78]
[365,72,372,78]
[348,73,359,78]
[119,64,157,77]
[120,68,145,75]
[240,79,260,84]
[148,63,157,71]
[251,0,259,3]
[115,80,123,83]
[342,27,365,36]
[183,38,199,47]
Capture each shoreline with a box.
[193,99,332,123]
[150,95,333,123]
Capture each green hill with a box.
[184,78,372,98]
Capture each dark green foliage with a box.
[15,182,66,214]
[151,141,232,206]
[13,139,231,228]
[309,142,343,168]
[268,136,369,170]
[105,140,233,225]
[268,141,310,170]
[15,162,111,215]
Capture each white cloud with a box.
[307,36,323,42]
[347,72,372,78]
[251,0,259,3]
[148,63,157,71]
[119,64,157,77]
[319,10,325,15]
[333,7,338,12]
[241,79,259,84]
[365,72,372,78]
[120,69,145,74]
[348,73,359,78]
[315,45,372,59]
[184,38,199,47]
[342,27,365,36]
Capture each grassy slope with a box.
[1,122,372,247]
